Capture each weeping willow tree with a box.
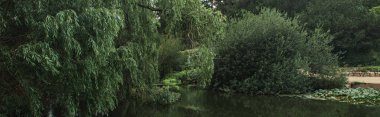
[156,0,225,88]
[0,0,225,116]
[0,1,128,116]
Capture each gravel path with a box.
[348,76,380,84]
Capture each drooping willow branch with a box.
[137,3,162,12]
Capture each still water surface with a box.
[111,88,380,117]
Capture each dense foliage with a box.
[300,0,380,66]
[1,1,127,116]
[159,37,184,78]
[163,47,215,88]
[212,9,345,94]
[1,0,379,116]
[214,0,309,17]
[215,0,380,66]
[0,0,225,116]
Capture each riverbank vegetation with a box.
[302,88,380,106]
[0,0,224,116]
[212,9,345,94]
[1,0,380,116]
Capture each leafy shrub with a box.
[310,77,347,90]
[213,9,346,95]
[180,48,215,87]
[162,75,182,92]
[151,87,181,105]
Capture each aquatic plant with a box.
[304,88,380,106]
[151,87,181,105]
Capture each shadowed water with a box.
[110,88,380,117]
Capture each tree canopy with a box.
[215,0,380,66]
[300,0,380,66]
[1,0,380,116]
[0,0,225,116]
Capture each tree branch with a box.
[137,4,162,12]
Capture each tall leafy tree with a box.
[214,0,309,17]
[1,1,127,116]
[0,0,225,116]
[300,0,380,66]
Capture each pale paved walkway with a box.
[348,77,380,84]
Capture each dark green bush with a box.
[212,9,346,95]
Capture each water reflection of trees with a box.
[110,89,380,117]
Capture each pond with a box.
[110,88,380,117]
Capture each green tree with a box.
[155,0,225,88]
[0,0,225,116]
[1,1,128,116]
[300,0,380,66]
[212,9,345,94]
[214,0,309,17]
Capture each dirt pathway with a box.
[348,77,380,84]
